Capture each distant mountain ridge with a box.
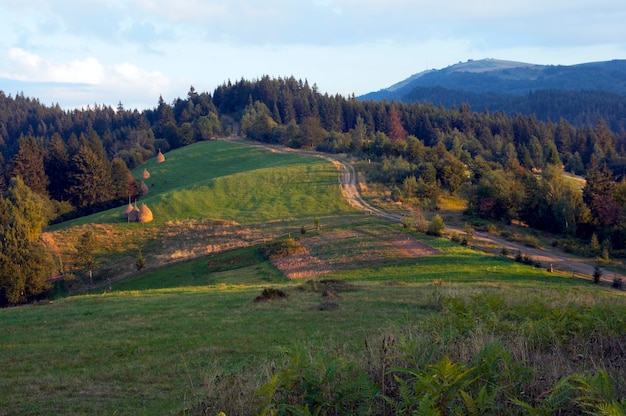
[363,58,626,99]
[360,58,626,132]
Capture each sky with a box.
[0,0,624,110]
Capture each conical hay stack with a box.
[138,203,153,223]
[128,203,140,222]
[142,168,150,179]
[156,149,165,163]
[123,201,134,218]
[140,180,149,195]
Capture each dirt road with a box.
[227,138,625,285]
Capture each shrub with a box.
[260,238,305,260]
[612,277,623,290]
[256,349,378,415]
[136,251,146,271]
[593,266,602,284]
[390,185,403,202]
[486,223,498,234]
[427,214,445,237]
[254,288,288,302]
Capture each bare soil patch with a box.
[389,235,440,257]
[271,227,439,279]
[270,250,333,279]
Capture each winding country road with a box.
[227,137,625,285]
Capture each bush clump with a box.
[427,214,445,237]
[260,238,305,260]
[254,288,288,302]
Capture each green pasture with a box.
[49,140,354,229]
[3,223,624,414]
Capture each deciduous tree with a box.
[0,177,52,305]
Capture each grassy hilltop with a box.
[1,140,625,415]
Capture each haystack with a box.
[140,180,149,195]
[142,168,150,179]
[138,203,154,223]
[156,149,165,163]
[122,200,134,218]
[127,203,140,222]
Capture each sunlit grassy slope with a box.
[50,140,353,228]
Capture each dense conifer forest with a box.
[1,77,626,303]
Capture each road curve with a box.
[225,137,625,286]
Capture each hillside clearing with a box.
[271,226,440,279]
[42,140,360,292]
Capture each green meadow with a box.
[2,140,625,415]
[50,140,353,228]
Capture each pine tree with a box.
[110,158,131,200]
[69,145,113,208]
[387,104,407,144]
[0,155,7,194]
[44,133,70,201]
[583,160,617,226]
[9,135,49,196]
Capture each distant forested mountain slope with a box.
[360,59,626,133]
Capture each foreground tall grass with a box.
[2,233,625,414]
[201,285,626,415]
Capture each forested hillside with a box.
[1,76,626,304]
[361,59,626,132]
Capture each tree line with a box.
[1,77,625,304]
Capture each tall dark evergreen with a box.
[387,104,408,144]
[110,157,132,200]
[44,133,70,201]
[69,144,113,208]
[8,135,49,196]
[0,154,6,194]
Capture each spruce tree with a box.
[110,158,132,200]
[9,135,49,196]
[387,104,407,144]
[44,133,70,201]
[69,144,113,208]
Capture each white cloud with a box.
[2,48,105,84]
[0,47,175,109]
[0,0,624,110]
[112,62,172,97]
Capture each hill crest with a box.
[363,58,626,99]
